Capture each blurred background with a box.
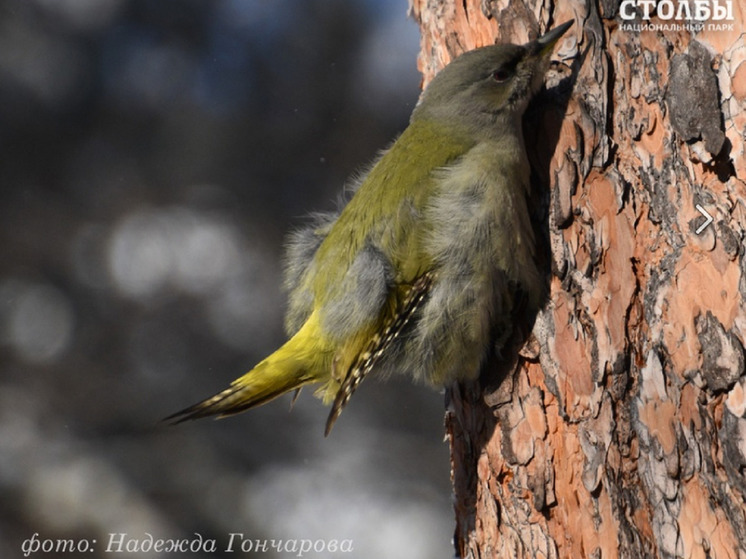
[0,0,455,557]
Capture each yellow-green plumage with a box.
[166,21,572,434]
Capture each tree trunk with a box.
[409,1,746,557]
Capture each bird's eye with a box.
[491,68,511,82]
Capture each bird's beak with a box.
[532,20,573,56]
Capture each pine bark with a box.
[409,1,746,557]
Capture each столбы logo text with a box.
[619,0,733,21]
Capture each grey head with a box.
[412,21,573,135]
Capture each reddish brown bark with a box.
[409,1,746,557]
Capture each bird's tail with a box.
[164,342,316,424]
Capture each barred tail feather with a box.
[164,357,312,424]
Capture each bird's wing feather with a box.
[324,272,433,435]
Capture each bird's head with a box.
[412,21,572,136]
